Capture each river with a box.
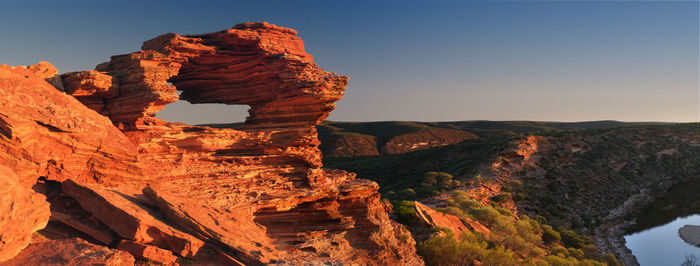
[624,179,700,265]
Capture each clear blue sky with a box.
[1,0,698,124]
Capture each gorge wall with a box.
[0,22,421,265]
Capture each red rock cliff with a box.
[0,22,422,265]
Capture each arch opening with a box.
[156,92,249,127]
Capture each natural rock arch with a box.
[0,23,422,265]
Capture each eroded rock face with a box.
[0,22,422,265]
[0,166,50,262]
[3,235,135,266]
[414,202,490,240]
[61,70,119,114]
[0,64,144,186]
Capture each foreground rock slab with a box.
[61,180,204,257]
[679,225,700,247]
[3,235,134,266]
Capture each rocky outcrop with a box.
[0,166,50,262]
[27,61,64,91]
[0,64,143,186]
[679,225,700,247]
[88,21,346,133]
[0,22,421,265]
[414,202,489,240]
[61,70,118,115]
[61,180,204,258]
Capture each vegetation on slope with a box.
[324,135,513,199]
[518,124,700,230]
[323,122,700,265]
[397,191,621,265]
[318,121,479,157]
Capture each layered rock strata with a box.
[0,22,422,265]
[3,235,135,266]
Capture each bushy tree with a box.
[392,200,416,224]
[559,229,585,249]
[542,225,561,245]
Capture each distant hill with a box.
[317,121,478,158]
[316,120,671,158]
[422,120,671,137]
[200,120,672,159]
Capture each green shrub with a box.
[417,232,485,266]
[601,253,622,266]
[491,193,512,203]
[437,206,464,217]
[552,246,569,257]
[452,191,482,210]
[482,245,516,265]
[535,215,548,224]
[582,244,598,259]
[523,215,542,232]
[559,229,585,249]
[392,200,416,224]
[542,227,561,245]
[494,207,513,216]
[567,248,584,259]
[509,179,524,191]
[399,188,417,200]
[469,207,501,227]
[544,255,577,265]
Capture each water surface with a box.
[625,214,700,265]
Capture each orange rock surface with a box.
[0,166,50,262]
[414,202,490,240]
[3,235,135,266]
[0,22,422,265]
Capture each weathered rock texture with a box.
[414,202,489,240]
[3,235,135,266]
[0,22,422,265]
[0,166,50,262]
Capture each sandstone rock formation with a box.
[0,22,422,265]
[0,166,50,262]
[414,202,489,240]
[3,235,135,266]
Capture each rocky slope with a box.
[427,126,700,265]
[327,122,700,265]
[0,22,421,265]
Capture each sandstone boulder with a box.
[415,201,490,239]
